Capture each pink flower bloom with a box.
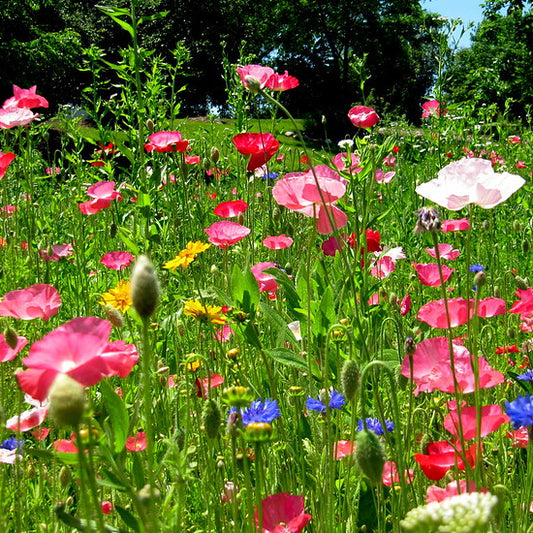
[101,251,134,270]
[477,297,506,317]
[53,437,79,453]
[383,155,396,168]
[6,394,48,432]
[0,106,38,128]
[421,99,446,118]
[0,284,61,321]
[251,262,279,294]
[0,334,27,363]
[507,427,529,448]
[0,205,18,217]
[236,65,275,90]
[205,221,251,249]
[382,461,414,487]
[443,404,509,440]
[185,155,200,164]
[213,199,249,218]
[507,135,521,144]
[400,294,411,315]
[195,373,224,399]
[441,218,470,232]
[416,158,525,210]
[401,336,504,396]
[272,166,347,234]
[39,243,74,262]
[370,255,396,279]
[0,449,22,464]
[426,480,482,503]
[375,169,395,183]
[412,262,454,287]
[214,324,234,342]
[45,167,61,175]
[0,152,15,178]
[414,440,477,481]
[232,133,280,171]
[256,493,312,533]
[348,105,380,129]
[332,152,362,173]
[79,181,121,215]
[126,432,147,452]
[265,71,299,91]
[3,85,48,109]
[32,427,50,440]
[334,440,356,459]
[144,131,188,153]
[516,161,527,169]
[15,317,138,401]
[262,234,294,249]
[101,501,114,514]
[424,243,460,260]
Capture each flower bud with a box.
[59,466,72,487]
[245,421,272,442]
[515,276,529,290]
[244,75,261,93]
[130,255,160,318]
[4,327,18,350]
[355,429,386,485]
[145,118,155,133]
[474,271,487,289]
[222,385,253,408]
[514,220,523,232]
[48,374,86,427]
[341,359,360,402]
[414,207,441,235]
[202,399,222,439]
[210,146,220,163]
[404,336,416,356]
[103,304,123,328]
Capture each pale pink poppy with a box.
[3,85,48,109]
[332,152,362,173]
[256,493,312,533]
[16,317,138,401]
[0,106,38,128]
[213,199,248,218]
[205,221,251,249]
[232,133,279,171]
[101,251,134,270]
[348,105,380,129]
[426,480,482,503]
[0,334,27,362]
[443,404,509,440]
[382,461,414,487]
[0,152,15,178]
[412,263,454,287]
[0,283,61,321]
[421,99,446,118]
[126,431,147,452]
[236,65,275,90]
[251,262,279,294]
[265,71,299,91]
[370,256,396,279]
[415,158,525,210]
[375,169,395,183]
[334,440,356,459]
[424,243,460,260]
[145,131,188,152]
[262,234,294,249]
[39,243,74,261]
[0,449,22,464]
[79,181,121,215]
[6,394,48,432]
[441,218,470,232]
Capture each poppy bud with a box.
[244,75,261,93]
[59,466,72,487]
[355,429,386,485]
[482,219,490,232]
[474,271,487,288]
[210,146,220,163]
[4,327,18,350]
[514,220,523,232]
[341,359,360,402]
[130,255,160,318]
[103,304,123,328]
[48,374,86,427]
[202,399,222,439]
[145,118,155,133]
[515,276,529,290]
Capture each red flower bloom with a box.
[0,152,15,178]
[256,492,312,533]
[0,333,27,362]
[0,283,61,321]
[414,440,477,481]
[213,200,248,218]
[204,221,251,249]
[334,440,356,459]
[144,131,188,153]
[348,105,380,129]
[126,431,147,452]
[265,71,299,91]
[232,133,279,171]
[251,262,279,294]
[495,344,519,355]
[3,85,48,109]
[443,404,509,440]
[421,99,446,118]
[195,373,224,399]
[382,461,414,487]
[412,263,454,287]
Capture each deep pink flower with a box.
[185,155,200,164]
[6,394,48,432]
[516,161,527,169]
[443,404,509,440]
[400,295,411,315]
[0,106,38,128]
[414,440,477,481]
[416,158,525,210]
[236,65,275,91]
[15,317,138,401]
[383,155,396,168]
[424,243,460,260]
[195,374,224,399]
[256,492,312,533]
[265,71,299,91]
[144,131,188,153]
[426,480,482,503]
[205,221,251,249]
[507,427,529,448]
[509,288,533,317]
[421,99,446,118]
[0,152,15,178]
[126,432,147,452]
[332,152,362,173]
[53,437,79,453]
[508,135,521,145]
[0,205,18,217]
[214,324,234,342]
[382,461,414,487]
[232,133,279,171]
[412,263,454,287]
[348,105,380,128]
[262,234,294,249]
[0,334,27,362]
[101,501,114,514]
[441,218,470,232]
[213,200,249,218]
[0,283,61,321]
[375,169,395,183]
[101,251,134,270]
[3,85,48,109]
[334,440,356,459]
[251,262,279,294]
[79,181,121,215]
[477,297,506,318]
[39,243,74,261]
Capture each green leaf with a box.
[231,264,259,314]
[312,285,335,337]
[115,506,140,533]
[97,5,134,37]
[100,379,129,453]
[117,226,140,255]
[264,348,307,371]
[263,267,304,320]
[139,11,170,24]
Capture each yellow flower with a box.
[164,241,210,270]
[100,280,132,313]
[183,300,226,324]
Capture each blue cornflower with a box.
[229,398,280,427]
[469,263,485,273]
[506,394,533,428]
[306,388,346,413]
[260,172,278,180]
[357,417,394,435]
[1,437,24,451]
[517,370,533,383]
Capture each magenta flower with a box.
[213,200,248,218]
[125,431,147,452]
[256,492,312,533]
[262,234,293,249]
[421,99,446,118]
[144,131,189,153]
[232,133,280,171]
[2,85,49,109]
[265,71,299,91]
[39,243,74,262]
[0,152,15,179]
[78,181,121,215]
[0,284,61,321]
[15,317,139,401]
[251,262,279,294]
[236,65,275,90]
[0,107,38,128]
[412,262,454,287]
[375,169,395,183]
[443,404,509,441]
[101,251,135,270]
[332,152,362,173]
[205,221,251,249]
[382,461,414,487]
[441,218,470,232]
[416,158,525,210]
[424,243,460,260]
[348,105,380,129]
[0,334,27,362]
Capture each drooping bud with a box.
[202,399,222,439]
[103,304,124,328]
[515,276,529,290]
[4,326,19,350]
[404,336,416,356]
[341,359,360,402]
[355,429,386,485]
[244,75,261,93]
[210,146,220,163]
[414,206,441,235]
[48,374,86,427]
[130,255,160,318]
[474,271,487,289]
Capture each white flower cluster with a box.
[400,491,498,533]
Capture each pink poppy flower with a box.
[0,106,38,128]
[334,440,356,459]
[424,243,460,260]
[414,440,477,481]
[262,234,294,249]
[383,155,396,168]
[0,448,22,464]
[53,437,79,453]
[255,492,312,533]
[412,263,454,287]
[214,324,234,342]
[421,99,446,118]
[477,297,506,317]
[0,152,15,178]
[348,105,380,129]
[126,431,147,452]
[213,199,249,218]
[101,501,114,514]
[185,155,200,164]
[382,461,414,487]
[516,161,527,169]
[236,65,275,91]
[0,334,27,362]
[32,427,50,440]
[507,427,529,448]
[443,404,509,440]
[507,135,521,145]
[370,256,396,279]
[15,317,139,401]
[0,205,18,217]
[144,131,189,153]
[78,181,121,215]
[3,85,48,109]
[400,295,411,315]
[415,158,525,210]
[441,218,470,232]
[101,251,134,270]
[426,480,482,503]
[195,373,224,399]
[39,243,74,262]
[232,133,280,171]
[251,262,279,294]
[272,166,347,234]
[509,288,533,317]
[265,71,299,91]
[0,283,61,321]
[6,394,48,432]
[375,169,395,183]
[205,221,251,249]
[401,336,504,396]
[332,152,362,173]
[417,297,472,328]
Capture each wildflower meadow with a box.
[2,4,533,533]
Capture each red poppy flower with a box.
[251,262,279,294]
[195,374,224,399]
[334,440,356,459]
[78,181,121,215]
[126,431,147,452]
[382,461,414,487]
[421,99,446,118]
[232,133,279,171]
[256,492,312,533]
[265,71,299,91]
[0,152,15,178]
[213,200,248,218]
[348,105,380,129]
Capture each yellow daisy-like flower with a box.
[164,241,210,271]
[100,280,132,313]
[183,300,226,324]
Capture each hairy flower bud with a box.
[4,326,18,350]
[474,271,487,289]
[210,146,220,163]
[130,255,160,318]
[103,304,124,328]
[202,399,222,439]
[341,359,360,402]
[48,374,86,427]
[355,429,386,485]
[244,75,261,93]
